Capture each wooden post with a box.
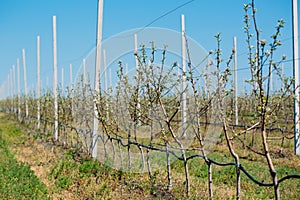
[53,16,59,141]
[92,0,104,158]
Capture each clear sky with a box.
[0,0,296,96]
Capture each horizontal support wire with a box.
[3,109,300,189]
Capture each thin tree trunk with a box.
[223,120,240,199]
[166,142,172,190]
[208,161,213,199]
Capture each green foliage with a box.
[78,158,100,176]
[0,0,299,199]
[0,125,49,199]
[49,160,77,190]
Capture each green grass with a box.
[0,115,49,200]
[0,112,300,199]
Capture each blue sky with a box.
[0,0,296,96]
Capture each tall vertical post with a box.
[134,34,141,124]
[233,37,238,125]
[70,64,74,117]
[92,0,104,158]
[37,36,41,129]
[6,73,9,99]
[17,58,21,121]
[7,74,10,112]
[6,73,8,110]
[9,68,13,112]
[53,16,59,141]
[134,34,138,70]
[181,14,187,137]
[103,49,107,91]
[82,59,87,98]
[13,65,16,98]
[22,49,28,119]
[281,62,285,110]
[293,0,300,155]
[12,65,16,114]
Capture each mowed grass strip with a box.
[0,111,299,199]
[0,113,49,200]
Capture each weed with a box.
[0,119,49,199]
